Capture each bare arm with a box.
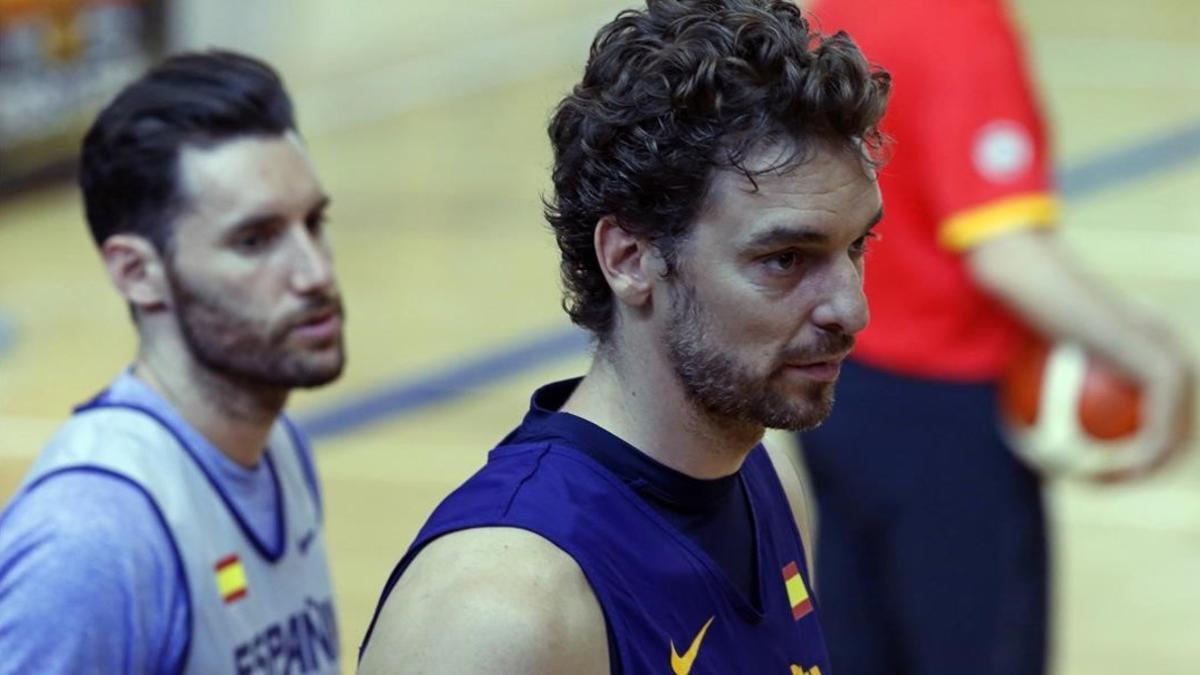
[967,228,1195,477]
[358,527,610,675]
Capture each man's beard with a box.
[169,268,345,390]
[664,281,851,431]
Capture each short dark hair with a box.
[545,0,890,339]
[79,50,296,252]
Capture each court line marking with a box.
[294,119,1200,440]
[0,309,13,362]
[299,328,591,439]
[1058,121,1200,197]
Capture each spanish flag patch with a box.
[215,554,248,604]
[782,561,812,621]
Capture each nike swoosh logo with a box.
[298,529,317,554]
[670,616,715,675]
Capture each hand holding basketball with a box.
[1000,336,1194,480]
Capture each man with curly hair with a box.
[796,1,1195,674]
[360,1,888,672]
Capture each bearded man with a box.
[358,1,889,673]
[0,50,345,674]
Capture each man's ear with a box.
[100,235,170,312]
[594,215,666,310]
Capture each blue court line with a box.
[0,310,15,361]
[1058,121,1200,198]
[300,327,591,439]
[296,120,1200,440]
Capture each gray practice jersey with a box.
[19,388,340,674]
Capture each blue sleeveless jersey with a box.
[369,439,832,674]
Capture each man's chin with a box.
[770,410,832,432]
[761,386,835,431]
[291,370,343,389]
[229,351,345,390]
[287,353,346,389]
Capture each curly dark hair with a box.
[545,0,890,340]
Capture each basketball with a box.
[999,337,1144,475]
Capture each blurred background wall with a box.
[1,1,1198,672]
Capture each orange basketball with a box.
[1001,338,1143,441]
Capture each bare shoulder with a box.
[358,527,610,675]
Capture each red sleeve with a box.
[910,5,1060,249]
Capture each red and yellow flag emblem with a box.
[782,561,812,621]
[214,554,248,604]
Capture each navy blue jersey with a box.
[365,384,831,674]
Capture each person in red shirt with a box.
[797,1,1195,673]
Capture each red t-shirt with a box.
[811,0,1060,380]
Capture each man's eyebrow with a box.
[743,225,830,251]
[743,208,883,250]
[225,195,331,235]
[226,212,284,236]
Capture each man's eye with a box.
[850,232,879,257]
[306,214,328,235]
[764,252,799,273]
[236,231,270,251]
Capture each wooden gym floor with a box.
[1,1,1198,671]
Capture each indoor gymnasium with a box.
[1,0,1197,672]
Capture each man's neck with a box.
[134,346,286,469]
[561,343,762,480]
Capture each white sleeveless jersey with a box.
[23,402,340,674]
